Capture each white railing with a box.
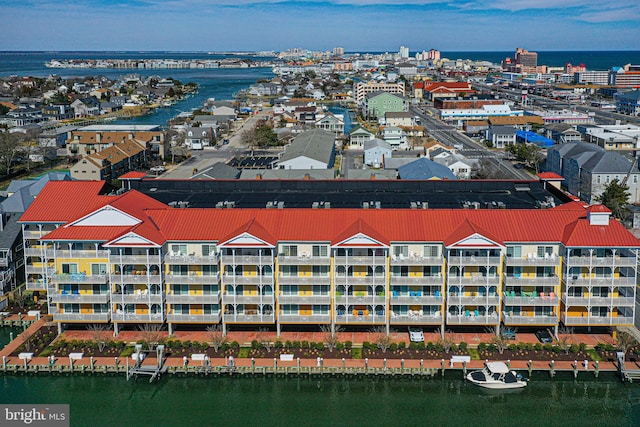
[221,294,275,304]
[277,294,331,305]
[277,275,331,285]
[52,311,110,322]
[111,274,162,284]
[446,313,499,325]
[278,314,331,323]
[561,314,635,326]
[447,295,500,306]
[278,255,331,265]
[390,314,442,324]
[111,293,163,304]
[503,294,559,306]
[221,255,274,265]
[222,313,275,323]
[447,256,501,266]
[56,250,110,259]
[165,293,220,304]
[390,255,443,266]
[333,256,387,265]
[112,313,164,322]
[50,293,109,304]
[335,314,386,324]
[167,313,221,323]
[389,295,443,305]
[164,274,219,284]
[389,276,444,285]
[109,254,162,264]
[502,313,558,325]
[51,274,108,284]
[165,254,219,265]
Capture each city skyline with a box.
[1,1,639,52]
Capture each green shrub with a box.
[301,340,309,349]
[426,342,435,351]
[182,340,192,349]
[389,342,398,352]
[292,341,300,349]
[451,343,457,353]
[569,344,579,354]
[230,341,240,349]
[201,342,209,351]
[605,344,615,352]
[409,342,418,350]
[274,340,283,349]
[344,341,352,350]
[534,343,543,351]
[251,340,261,350]
[458,342,467,351]
[435,343,444,352]
[579,343,587,352]
[417,342,426,350]
[525,343,533,351]
[508,344,517,352]
[543,344,553,352]
[285,340,292,349]
[336,342,345,351]
[488,344,497,352]
[120,346,136,357]
[363,341,371,350]
[398,341,406,350]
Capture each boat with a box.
[466,362,528,389]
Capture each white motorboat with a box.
[466,362,528,389]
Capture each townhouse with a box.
[21,180,638,336]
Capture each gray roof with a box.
[365,91,405,101]
[617,91,640,101]
[240,169,336,180]
[385,111,412,119]
[491,125,516,135]
[583,151,638,174]
[398,158,458,180]
[349,125,374,136]
[2,172,72,213]
[550,142,601,158]
[278,129,335,165]
[347,169,397,180]
[382,158,416,170]
[191,162,240,180]
[364,138,392,151]
[0,213,22,250]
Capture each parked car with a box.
[150,166,166,174]
[535,329,553,344]
[408,326,424,343]
[501,328,517,340]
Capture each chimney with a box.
[304,174,310,180]
[96,132,101,143]
[587,205,611,226]
[256,174,262,180]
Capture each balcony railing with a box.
[278,255,331,265]
[50,293,109,304]
[566,277,636,286]
[51,274,108,284]
[165,254,219,265]
[221,255,274,265]
[504,256,559,267]
[447,276,500,285]
[334,276,386,285]
[167,313,221,323]
[503,275,559,286]
[165,293,220,304]
[502,313,558,325]
[23,230,51,240]
[278,314,331,323]
[24,248,54,257]
[390,295,444,305]
[111,293,163,304]
[503,294,559,306]
[447,256,501,266]
[164,274,219,284]
[561,294,636,307]
[390,255,443,266]
[25,265,54,275]
[334,294,386,305]
[112,312,164,323]
[277,275,331,285]
[446,313,499,325]
[333,256,387,266]
[25,281,49,291]
[56,250,110,259]
[561,314,635,326]
[110,254,163,264]
[335,314,386,324]
[389,276,444,285]
[221,294,275,304]
[223,313,275,323]
[566,256,637,267]
[221,275,274,285]
[447,295,500,306]
[52,311,110,322]
[390,314,443,324]
[111,274,162,284]
[278,294,331,305]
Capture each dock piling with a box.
[527,360,532,377]
[550,360,555,378]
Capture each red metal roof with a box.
[119,171,147,179]
[537,172,564,180]
[587,204,611,213]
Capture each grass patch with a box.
[119,346,136,357]
[39,347,53,357]
[237,347,251,358]
[467,348,480,360]
[586,349,601,362]
[351,348,362,359]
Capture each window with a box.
[173,284,189,295]
[91,263,107,275]
[393,246,409,257]
[281,265,298,277]
[537,246,553,258]
[312,245,328,257]
[280,304,296,315]
[171,265,189,276]
[506,246,522,258]
[424,245,439,257]
[174,304,190,314]
[423,266,441,277]
[61,263,78,274]
[281,245,298,257]
[313,305,329,314]
[392,266,409,277]
[92,284,107,294]
[312,265,329,276]
[203,304,219,314]
[171,244,187,256]
[536,266,555,277]
[202,244,217,256]
[63,304,79,313]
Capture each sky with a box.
[1,0,639,52]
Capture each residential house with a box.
[66,125,166,159]
[276,129,336,170]
[487,126,517,149]
[615,91,640,116]
[363,92,409,121]
[315,112,344,135]
[184,126,217,149]
[430,150,475,179]
[384,112,413,127]
[543,124,582,144]
[381,126,408,150]
[364,138,393,167]
[70,139,149,182]
[71,97,100,118]
[398,158,457,180]
[348,125,375,149]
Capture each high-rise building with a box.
[333,47,345,57]
[399,46,409,58]
[515,47,537,67]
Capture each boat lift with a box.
[126,344,167,383]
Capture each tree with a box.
[487,327,508,355]
[507,142,542,172]
[321,325,343,351]
[137,324,163,350]
[206,325,227,352]
[596,178,630,219]
[87,324,111,352]
[436,328,454,353]
[0,131,22,176]
[614,330,637,354]
[370,326,392,352]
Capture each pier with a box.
[617,352,640,383]
[125,345,168,383]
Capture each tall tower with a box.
[399,46,409,58]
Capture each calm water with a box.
[0,326,22,350]
[0,373,638,427]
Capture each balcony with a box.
[278,314,331,323]
[24,248,54,257]
[109,254,162,264]
[164,274,219,285]
[51,273,108,284]
[23,230,50,240]
[221,275,274,285]
[277,275,331,285]
[222,294,275,305]
[567,276,636,286]
[566,256,637,267]
[503,275,559,286]
[223,313,275,323]
[165,293,220,304]
[561,314,635,326]
[447,275,500,286]
[278,294,331,305]
[111,293,163,304]
[56,250,110,259]
[502,313,558,326]
[165,254,219,265]
[447,295,500,306]
[561,294,636,307]
[334,294,386,305]
[334,276,386,285]
[167,313,221,323]
[446,313,499,325]
[111,274,162,284]
[447,256,501,266]
[503,294,559,306]
[390,314,443,325]
[278,255,331,265]
[221,255,274,265]
[390,295,444,305]
[50,293,109,304]
[389,276,444,286]
[390,255,443,266]
[112,312,164,323]
[25,265,54,275]
[52,311,110,322]
[333,256,387,266]
[25,281,49,291]
[335,314,386,324]
[504,256,559,267]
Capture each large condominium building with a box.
[354,81,405,104]
[21,180,638,336]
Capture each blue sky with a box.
[1,0,638,52]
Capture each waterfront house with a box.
[348,125,375,149]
